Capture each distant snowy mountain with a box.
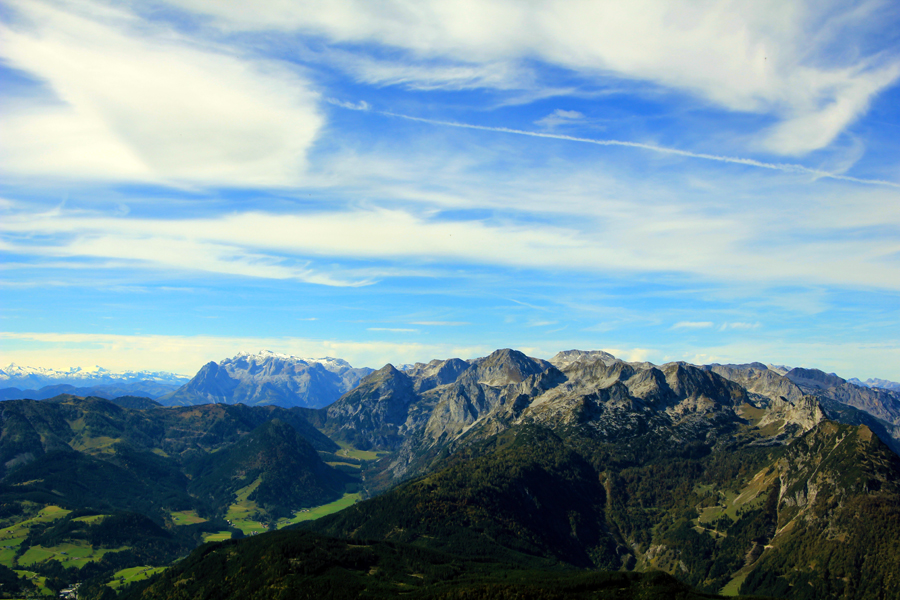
[158,350,374,409]
[0,363,189,389]
[848,377,900,393]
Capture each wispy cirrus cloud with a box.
[672,321,715,330]
[3,195,900,292]
[172,0,900,154]
[720,322,761,331]
[535,109,586,129]
[380,112,900,187]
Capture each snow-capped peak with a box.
[229,351,353,369]
[0,363,189,386]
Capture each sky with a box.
[1,0,899,381]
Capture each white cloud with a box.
[672,321,715,330]
[172,0,900,154]
[760,61,900,155]
[326,98,370,111]
[535,109,585,129]
[0,0,323,185]
[3,189,900,291]
[594,347,657,364]
[720,322,760,330]
[331,51,528,90]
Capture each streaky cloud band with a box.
[381,111,900,189]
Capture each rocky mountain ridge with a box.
[0,363,189,388]
[0,365,189,401]
[300,348,900,598]
[158,351,373,408]
[3,348,900,599]
[316,349,840,492]
[848,376,900,392]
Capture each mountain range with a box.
[0,364,189,388]
[297,349,900,598]
[2,348,900,599]
[158,351,373,408]
[0,364,190,401]
[848,377,900,393]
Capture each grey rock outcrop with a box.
[159,351,373,408]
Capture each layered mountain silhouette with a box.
[3,348,900,600]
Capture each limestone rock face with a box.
[703,362,900,452]
[549,349,619,369]
[756,395,825,439]
[159,351,373,408]
[324,348,862,491]
[704,363,804,402]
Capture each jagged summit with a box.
[319,349,845,489]
[849,376,900,392]
[473,348,551,386]
[158,352,373,409]
[231,350,355,370]
[549,349,619,369]
[785,366,846,390]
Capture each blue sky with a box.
[1,0,899,380]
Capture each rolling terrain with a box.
[2,348,900,599]
[0,395,367,597]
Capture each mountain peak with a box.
[474,349,550,386]
[230,350,354,370]
[159,353,374,409]
[550,349,619,369]
[0,364,189,388]
[785,367,846,391]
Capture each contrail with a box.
[382,111,900,188]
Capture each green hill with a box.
[119,529,747,600]
[305,426,617,568]
[0,396,355,597]
[186,420,350,520]
[303,420,900,598]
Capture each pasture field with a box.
[0,505,74,568]
[334,443,386,461]
[18,541,128,569]
[169,510,207,526]
[275,493,361,528]
[107,566,168,590]
[224,478,267,535]
[201,531,232,543]
[720,569,751,596]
